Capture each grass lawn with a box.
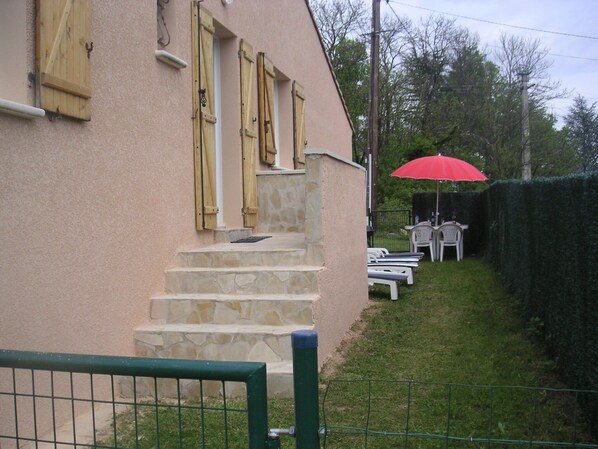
[271,256,596,447]
[102,257,596,448]
[323,257,557,386]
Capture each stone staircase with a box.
[133,231,321,396]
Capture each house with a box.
[0,0,368,407]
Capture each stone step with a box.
[119,361,294,399]
[164,266,321,295]
[150,293,317,325]
[177,247,307,268]
[134,323,312,363]
[178,233,308,268]
[265,361,294,397]
[213,228,253,243]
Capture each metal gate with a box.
[0,331,320,449]
[369,209,412,252]
[0,350,269,449]
[2,334,597,449]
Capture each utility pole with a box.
[519,71,531,180]
[368,0,381,211]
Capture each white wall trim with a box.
[0,98,45,119]
[154,50,188,69]
[305,148,365,171]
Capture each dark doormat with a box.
[231,236,272,244]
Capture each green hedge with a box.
[482,173,598,433]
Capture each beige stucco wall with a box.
[304,151,369,364]
[203,0,353,162]
[0,0,353,358]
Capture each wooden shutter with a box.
[239,40,258,228]
[293,81,307,169]
[37,0,91,120]
[257,53,277,165]
[192,6,218,230]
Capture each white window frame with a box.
[214,38,224,226]
[273,80,281,168]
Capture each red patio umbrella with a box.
[390,154,488,225]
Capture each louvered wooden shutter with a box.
[192,6,218,230]
[257,53,277,165]
[293,81,307,169]
[239,40,258,228]
[37,0,92,120]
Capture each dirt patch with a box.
[320,301,385,378]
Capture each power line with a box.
[386,2,598,63]
[485,43,598,63]
[549,53,598,62]
[387,0,598,41]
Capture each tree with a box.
[529,109,577,177]
[438,36,498,171]
[400,16,463,135]
[310,1,580,209]
[377,15,410,157]
[494,34,565,107]
[565,95,598,173]
[332,37,370,162]
[309,0,368,64]
[310,0,369,162]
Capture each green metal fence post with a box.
[292,330,320,449]
[246,363,269,449]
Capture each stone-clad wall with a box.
[256,152,369,368]
[256,171,306,233]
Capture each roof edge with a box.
[304,0,355,135]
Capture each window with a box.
[0,1,44,118]
[36,0,92,120]
[0,1,28,104]
[239,39,258,227]
[257,54,304,169]
[192,6,220,230]
[292,81,307,169]
[257,52,277,165]
[0,0,90,120]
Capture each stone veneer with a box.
[164,267,319,295]
[135,324,297,363]
[257,170,306,233]
[129,151,367,398]
[150,294,315,326]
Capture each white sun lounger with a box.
[368,253,419,268]
[368,264,414,285]
[367,269,409,300]
[367,251,420,263]
[368,248,425,259]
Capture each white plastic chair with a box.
[409,224,436,262]
[437,223,463,261]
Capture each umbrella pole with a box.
[435,181,440,226]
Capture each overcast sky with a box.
[377,0,598,125]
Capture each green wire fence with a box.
[0,349,269,449]
[321,379,598,449]
[2,336,597,449]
